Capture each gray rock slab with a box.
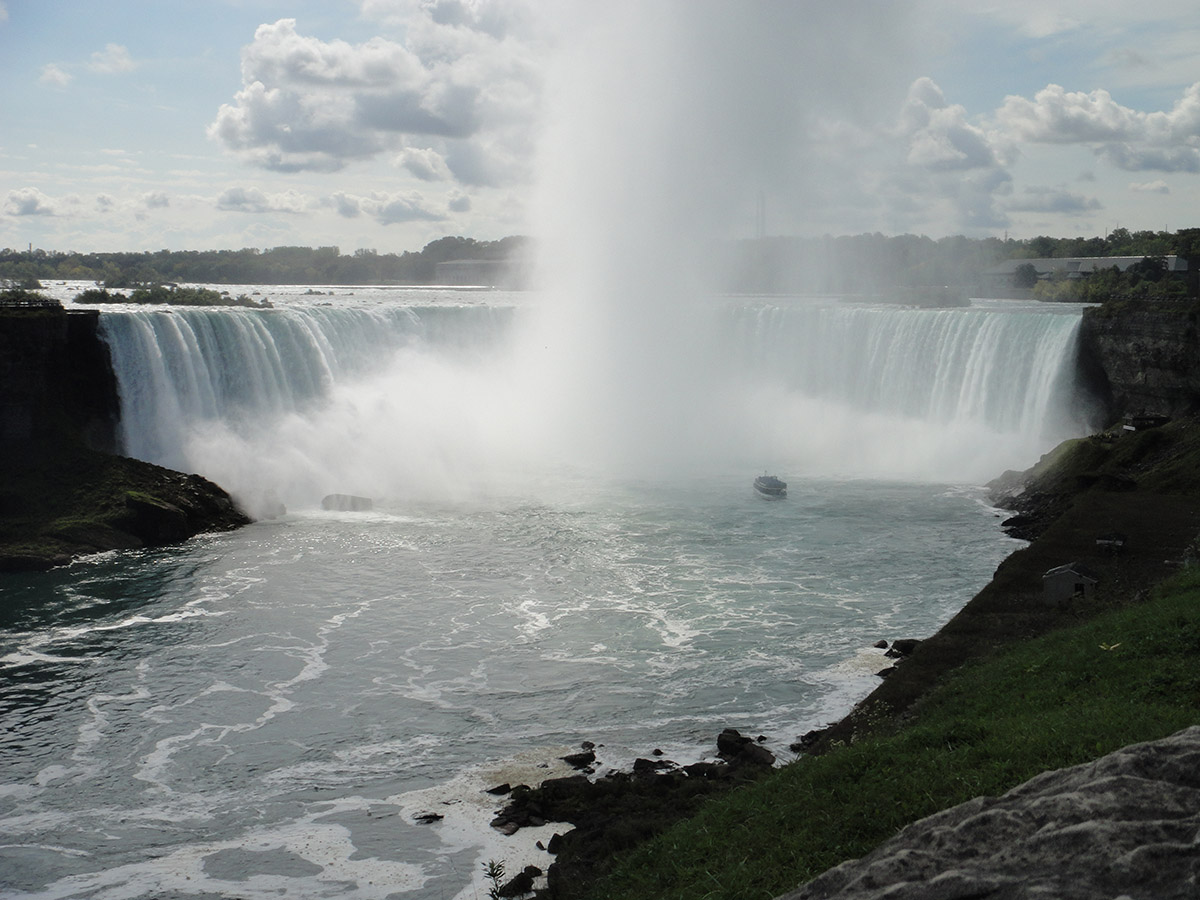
[780,726,1200,900]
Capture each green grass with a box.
[584,568,1200,900]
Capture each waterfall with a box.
[98,297,1092,509]
[725,300,1086,435]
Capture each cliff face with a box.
[0,306,249,573]
[1078,301,1200,420]
[0,307,119,451]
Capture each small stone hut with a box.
[1042,562,1100,605]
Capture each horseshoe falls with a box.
[94,293,1090,514]
[1,287,1094,900]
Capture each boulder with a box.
[560,749,596,769]
[779,726,1200,900]
[717,728,753,758]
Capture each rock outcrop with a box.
[1079,301,1200,420]
[780,726,1200,900]
[0,305,250,572]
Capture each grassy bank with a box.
[585,567,1200,899]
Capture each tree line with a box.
[2,228,1198,296]
[0,235,530,289]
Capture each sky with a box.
[2,0,1200,255]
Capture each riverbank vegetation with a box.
[73,285,272,308]
[1032,254,1189,302]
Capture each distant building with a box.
[980,255,1187,298]
[1042,562,1100,605]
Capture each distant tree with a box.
[1125,256,1167,285]
[1012,263,1039,290]
[1027,235,1057,258]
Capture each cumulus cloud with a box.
[39,64,72,88]
[4,187,56,216]
[876,78,1013,232]
[89,43,136,74]
[323,189,443,224]
[997,81,1200,172]
[216,186,310,214]
[208,14,543,184]
[142,191,170,208]
[398,146,453,181]
[899,77,1004,171]
[1129,179,1170,194]
[1007,186,1102,213]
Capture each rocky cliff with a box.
[0,306,119,450]
[0,305,249,573]
[1078,299,1200,420]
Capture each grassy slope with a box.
[580,421,1200,900]
[589,569,1200,900]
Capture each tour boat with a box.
[754,474,787,498]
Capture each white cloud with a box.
[208,15,543,183]
[323,189,443,224]
[872,78,1013,233]
[397,146,452,181]
[89,43,136,74]
[998,85,1145,143]
[39,64,72,88]
[899,77,1004,171]
[216,186,310,214]
[361,190,444,224]
[1129,179,1170,194]
[4,187,57,216]
[142,191,170,208]
[0,2,8,25]
[996,81,1200,172]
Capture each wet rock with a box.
[485,783,512,795]
[560,749,596,769]
[632,757,676,777]
[885,639,921,659]
[497,864,542,897]
[790,728,827,753]
[413,812,443,824]
[716,728,753,758]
